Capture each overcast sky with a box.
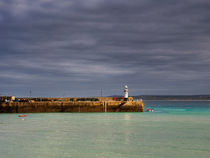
[0,0,210,97]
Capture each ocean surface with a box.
[0,101,210,158]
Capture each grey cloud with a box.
[0,0,210,96]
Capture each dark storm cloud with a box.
[0,0,210,96]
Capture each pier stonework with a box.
[0,100,144,113]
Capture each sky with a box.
[0,0,210,97]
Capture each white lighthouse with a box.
[124,85,128,101]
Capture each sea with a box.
[0,101,210,158]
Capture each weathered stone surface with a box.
[0,100,144,113]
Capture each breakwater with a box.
[0,100,144,113]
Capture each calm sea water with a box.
[0,101,210,158]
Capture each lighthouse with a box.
[124,85,128,101]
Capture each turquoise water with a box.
[0,101,210,158]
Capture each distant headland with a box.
[133,95,210,101]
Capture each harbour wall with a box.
[0,100,144,113]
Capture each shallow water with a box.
[0,101,210,158]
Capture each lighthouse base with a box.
[124,98,128,101]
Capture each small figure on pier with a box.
[124,85,128,101]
